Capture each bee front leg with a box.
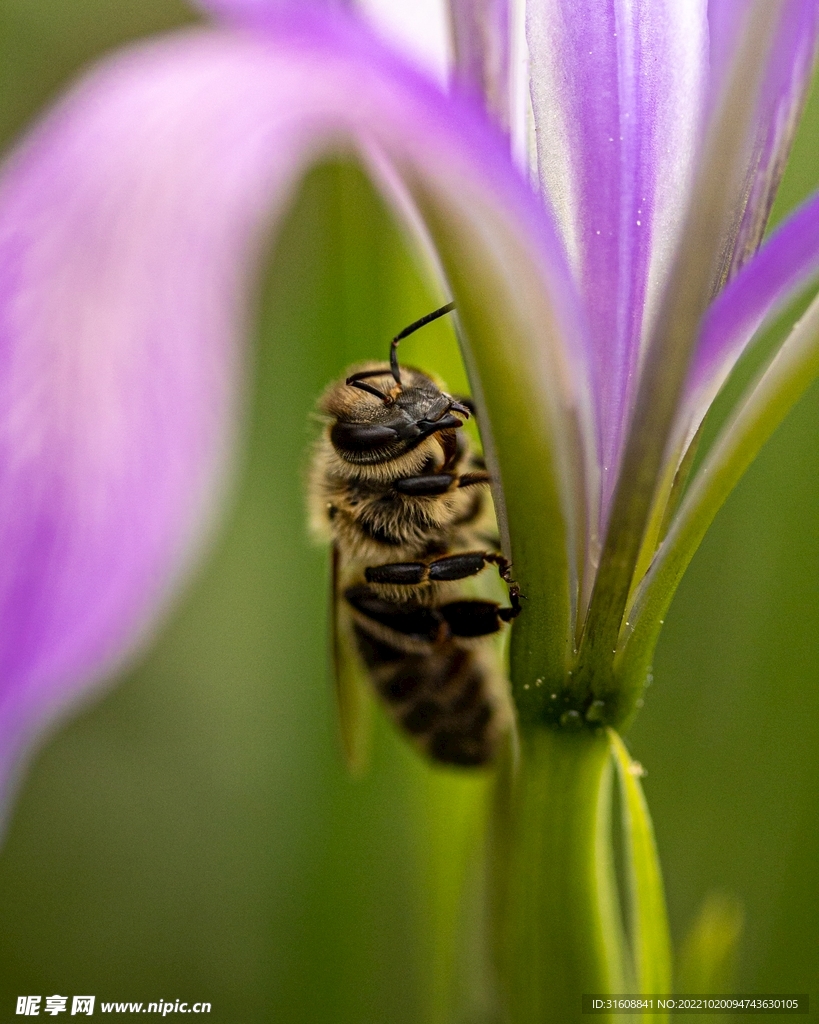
[451,395,476,416]
[393,470,491,493]
[393,474,456,496]
[456,472,491,488]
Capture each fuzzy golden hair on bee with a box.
[308,302,520,768]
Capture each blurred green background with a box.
[0,2,818,1021]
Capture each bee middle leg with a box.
[365,551,521,617]
[366,551,492,585]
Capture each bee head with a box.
[324,366,470,465]
[323,303,467,465]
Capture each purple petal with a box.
[582,2,788,670]
[679,191,819,445]
[526,0,709,516]
[194,0,351,20]
[352,2,452,83]
[709,0,819,280]
[526,0,819,522]
[0,14,589,805]
[448,0,511,131]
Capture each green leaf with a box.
[676,893,744,994]
[332,600,374,775]
[421,770,494,1024]
[610,731,672,1007]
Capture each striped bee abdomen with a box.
[346,584,509,766]
[351,625,498,766]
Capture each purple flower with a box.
[0,0,818,808]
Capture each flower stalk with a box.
[493,729,625,1024]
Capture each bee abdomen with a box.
[352,623,499,766]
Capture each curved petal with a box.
[708,0,819,280]
[609,1,819,621]
[665,1,819,454]
[0,13,591,799]
[526,0,819,516]
[679,190,819,448]
[579,0,786,684]
[193,0,350,18]
[448,0,511,131]
[526,0,709,514]
[620,287,819,696]
[198,0,452,85]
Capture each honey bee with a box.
[309,303,519,767]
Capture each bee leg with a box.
[364,552,522,616]
[364,562,427,585]
[366,551,491,585]
[457,472,491,488]
[451,395,476,415]
[482,552,523,618]
[428,551,521,616]
[427,552,497,580]
[439,599,508,637]
[345,584,444,642]
[394,474,456,496]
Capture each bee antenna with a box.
[348,379,393,404]
[389,301,456,385]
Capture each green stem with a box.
[493,728,626,1024]
[408,184,579,721]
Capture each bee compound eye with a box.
[330,421,400,455]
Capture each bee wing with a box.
[331,546,373,774]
